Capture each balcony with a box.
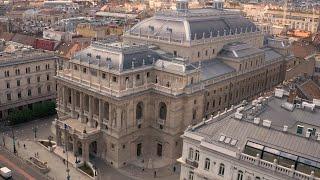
[185,159,198,168]
[157,119,165,125]
[55,118,100,139]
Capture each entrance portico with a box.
[54,118,102,162]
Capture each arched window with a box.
[136,102,143,120]
[204,158,210,170]
[159,102,167,120]
[218,163,225,176]
[237,170,243,180]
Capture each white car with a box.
[0,167,12,179]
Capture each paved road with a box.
[0,148,47,180]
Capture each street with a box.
[0,148,46,180]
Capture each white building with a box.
[178,90,320,180]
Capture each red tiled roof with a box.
[291,41,317,59]
[300,80,320,100]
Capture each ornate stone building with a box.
[0,41,57,120]
[54,0,293,168]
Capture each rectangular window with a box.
[26,67,30,74]
[17,80,20,86]
[173,51,177,56]
[37,76,40,82]
[188,148,194,160]
[18,92,21,99]
[4,70,9,77]
[188,171,194,180]
[15,69,20,75]
[47,85,51,92]
[7,93,11,101]
[102,73,106,79]
[195,150,200,162]
[36,65,40,71]
[38,87,41,94]
[47,75,50,81]
[27,77,31,84]
[6,82,10,89]
[112,76,117,82]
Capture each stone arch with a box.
[159,102,167,120]
[136,102,143,120]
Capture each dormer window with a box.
[106,57,111,61]
[87,53,91,57]
[96,55,101,59]
[166,27,172,33]
[149,25,154,32]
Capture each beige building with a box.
[54,0,294,169]
[241,4,320,34]
[0,41,57,120]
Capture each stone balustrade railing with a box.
[56,51,282,98]
[239,153,319,180]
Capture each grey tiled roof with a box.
[192,59,235,80]
[264,48,283,61]
[129,8,257,41]
[219,42,264,59]
[191,97,320,162]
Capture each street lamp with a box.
[11,129,16,154]
[32,126,38,139]
[64,124,70,180]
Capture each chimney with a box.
[287,89,296,103]
[176,0,189,12]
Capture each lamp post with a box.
[32,126,37,139]
[64,124,70,180]
[11,129,16,154]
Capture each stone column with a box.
[82,141,89,162]
[98,99,104,129]
[57,84,61,110]
[79,92,84,123]
[62,86,67,112]
[71,89,76,118]
[88,96,93,127]
[72,136,77,155]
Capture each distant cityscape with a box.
[0,0,319,180]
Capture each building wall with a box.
[0,55,57,120]
[180,138,284,180]
[124,32,264,62]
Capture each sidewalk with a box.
[0,135,90,180]
[119,164,180,180]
